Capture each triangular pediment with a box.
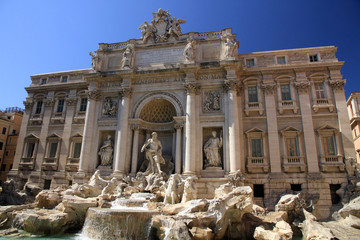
[245,127,264,134]
[317,125,338,133]
[281,126,301,133]
[47,133,61,139]
[25,133,39,139]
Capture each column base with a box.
[112,171,126,179]
[183,171,196,176]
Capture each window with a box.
[1,164,6,171]
[41,78,47,85]
[0,142,3,150]
[2,127,6,135]
[49,142,58,158]
[251,139,263,157]
[330,184,341,205]
[248,86,258,102]
[287,137,299,156]
[315,82,326,99]
[246,58,255,67]
[35,101,43,114]
[326,135,337,156]
[281,84,291,100]
[12,130,16,134]
[44,179,52,190]
[79,97,87,112]
[26,142,36,158]
[61,76,68,83]
[73,142,82,158]
[57,99,65,113]
[5,151,9,156]
[9,164,12,170]
[253,184,264,198]
[277,56,286,64]
[309,54,318,62]
[8,137,11,144]
[291,184,302,192]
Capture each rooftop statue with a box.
[138,8,186,43]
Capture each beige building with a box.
[347,93,360,162]
[8,9,356,218]
[0,107,23,182]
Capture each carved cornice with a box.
[329,79,346,91]
[294,81,310,94]
[130,124,140,131]
[261,83,276,95]
[87,90,102,100]
[44,99,55,107]
[66,97,77,106]
[184,83,201,95]
[119,88,132,98]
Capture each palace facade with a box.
[9,10,355,218]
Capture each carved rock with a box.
[35,190,63,209]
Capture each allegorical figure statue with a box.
[121,44,134,69]
[183,38,196,63]
[98,135,113,166]
[141,132,165,174]
[204,131,223,168]
[224,37,237,58]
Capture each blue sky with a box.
[0,0,359,110]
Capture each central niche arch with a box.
[139,98,176,123]
[133,92,184,120]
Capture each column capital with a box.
[44,98,55,107]
[184,83,201,95]
[174,123,184,129]
[223,79,241,92]
[66,97,77,106]
[87,90,102,100]
[329,79,346,91]
[23,100,33,110]
[294,81,310,94]
[261,83,276,95]
[130,124,140,131]
[119,87,132,98]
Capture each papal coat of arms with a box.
[138,8,186,43]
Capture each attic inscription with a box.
[198,73,226,81]
[136,48,183,66]
[133,77,184,85]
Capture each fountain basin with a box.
[82,208,159,240]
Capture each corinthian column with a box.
[78,90,101,173]
[113,88,132,177]
[130,124,139,175]
[183,83,200,175]
[224,80,241,173]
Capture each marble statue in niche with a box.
[204,130,223,168]
[204,91,221,112]
[141,132,165,174]
[98,135,113,166]
[184,38,196,63]
[102,97,117,117]
[121,44,134,69]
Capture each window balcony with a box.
[19,157,35,170]
[29,114,43,125]
[319,155,345,172]
[74,111,86,123]
[50,112,66,124]
[246,157,269,173]
[245,102,264,116]
[312,98,334,113]
[41,157,59,171]
[278,100,299,114]
[65,158,80,171]
[282,156,306,173]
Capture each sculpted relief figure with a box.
[204,91,221,112]
[184,38,196,63]
[204,131,223,168]
[138,8,186,43]
[138,21,154,43]
[141,132,165,174]
[121,44,134,69]
[224,37,238,59]
[98,135,113,166]
[102,97,117,117]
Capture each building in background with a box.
[8,9,356,219]
[0,107,23,182]
[347,93,360,162]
